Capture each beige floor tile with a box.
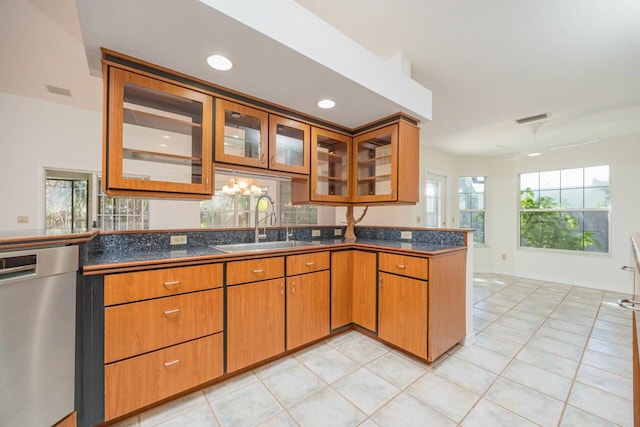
[581,349,633,378]
[257,411,299,427]
[485,377,564,426]
[473,307,501,322]
[334,336,389,364]
[262,363,326,407]
[154,404,218,427]
[288,388,366,427]
[502,359,572,401]
[535,325,588,347]
[302,348,359,383]
[548,310,595,326]
[559,405,620,427]
[293,342,333,362]
[590,327,631,347]
[365,352,426,389]
[575,364,633,400]
[473,300,511,315]
[462,398,536,427]
[514,346,578,379]
[597,312,632,326]
[254,356,300,380]
[204,371,258,401]
[526,335,584,361]
[474,332,523,357]
[324,330,362,347]
[372,393,455,427]
[209,382,283,427]
[432,356,497,395]
[482,323,533,344]
[568,382,633,426]
[140,392,208,427]
[586,337,633,361]
[333,368,399,415]
[493,315,541,333]
[543,317,592,336]
[407,372,479,422]
[449,344,511,374]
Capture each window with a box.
[200,174,319,228]
[519,165,609,253]
[425,173,446,227]
[45,178,88,232]
[96,177,149,231]
[459,176,485,244]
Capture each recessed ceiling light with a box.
[317,99,336,109]
[207,54,233,71]
[527,152,542,157]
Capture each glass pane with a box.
[561,168,583,189]
[520,172,539,191]
[45,179,72,231]
[585,187,609,208]
[520,188,540,208]
[585,165,609,187]
[274,125,304,166]
[539,189,560,207]
[122,82,203,184]
[224,109,262,159]
[560,188,583,208]
[458,193,469,210]
[356,133,392,196]
[539,170,560,190]
[316,135,349,196]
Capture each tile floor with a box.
[113,274,635,427]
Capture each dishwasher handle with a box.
[0,254,37,280]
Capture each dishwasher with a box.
[0,245,78,427]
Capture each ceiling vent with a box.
[46,85,72,97]
[514,112,550,125]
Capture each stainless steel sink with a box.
[214,240,315,253]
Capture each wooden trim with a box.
[53,411,76,427]
[352,124,399,203]
[352,112,419,134]
[396,121,420,203]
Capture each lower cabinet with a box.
[104,334,223,420]
[378,272,428,358]
[227,278,285,372]
[330,250,376,331]
[287,270,330,350]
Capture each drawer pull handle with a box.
[379,277,383,288]
[396,264,406,269]
[292,282,296,294]
[163,280,181,286]
[252,269,265,274]
[305,261,315,266]
[617,298,640,311]
[163,359,181,367]
[280,283,284,295]
[163,308,181,315]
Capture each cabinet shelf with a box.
[123,148,203,166]
[317,151,344,159]
[317,175,347,181]
[124,108,201,136]
[357,174,391,182]
[357,155,391,164]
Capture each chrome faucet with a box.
[254,194,276,243]
[281,212,292,241]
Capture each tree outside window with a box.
[459,176,485,244]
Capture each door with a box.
[378,272,428,358]
[269,115,310,174]
[215,99,268,169]
[226,279,284,372]
[286,271,330,350]
[353,124,398,203]
[425,172,447,227]
[352,251,377,332]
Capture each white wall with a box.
[457,135,640,294]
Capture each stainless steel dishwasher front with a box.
[0,245,78,427]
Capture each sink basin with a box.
[214,240,315,253]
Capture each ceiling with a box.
[1,0,639,157]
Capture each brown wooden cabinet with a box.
[215,99,310,175]
[377,250,466,361]
[103,66,214,198]
[352,121,419,204]
[330,250,377,331]
[286,270,330,350]
[103,264,223,420]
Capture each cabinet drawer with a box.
[104,264,222,306]
[104,333,223,420]
[378,253,428,280]
[105,288,222,363]
[226,257,284,285]
[287,251,329,276]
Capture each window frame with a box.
[458,176,486,245]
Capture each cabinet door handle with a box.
[621,265,636,271]
[379,277,383,288]
[252,269,265,274]
[205,177,209,189]
[163,280,181,286]
[292,282,296,294]
[163,308,181,315]
[163,359,181,367]
[280,282,284,295]
[617,298,640,311]
[396,264,406,269]
[260,153,266,164]
[270,155,275,166]
[305,261,315,266]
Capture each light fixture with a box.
[207,54,233,71]
[317,99,336,109]
[221,177,263,196]
[527,152,542,157]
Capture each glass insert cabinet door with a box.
[353,124,398,202]
[310,128,351,202]
[215,99,268,169]
[269,115,310,175]
[105,67,213,196]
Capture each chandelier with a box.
[221,177,264,196]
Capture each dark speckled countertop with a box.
[82,238,466,274]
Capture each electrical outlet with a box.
[401,231,412,239]
[312,229,321,237]
[170,235,187,245]
[17,216,29,223]
[334,228,342,236]
[501,253,507,260]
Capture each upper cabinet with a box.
[353,120,420,204]
[103,66,213,198]
[215,99,310,175]
[309,128,351,203]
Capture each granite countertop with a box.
[82,238,466,273]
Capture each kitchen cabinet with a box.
[103,66,213,198]
[226,257,285,372]
[215,99,310,175]
[102,264,223,420]
[330,250,377,331]
[353,121,419,203]
[307,128,352,203]
[377,251,466,361]
[286,252,330,350]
